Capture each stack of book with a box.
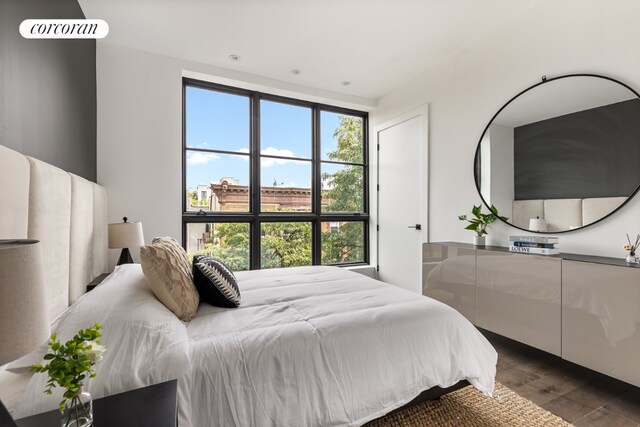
[509,235,559,255]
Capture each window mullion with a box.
[312,106,322,265]
[250,93,261,270]
[363,114,370,222]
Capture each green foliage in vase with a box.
[30,323,105,412]
[458,204,508,237]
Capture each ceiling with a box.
[79,0,544,100]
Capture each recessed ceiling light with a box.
[341,81,351,86]
[290,69,301,75]
[228,54,241,61]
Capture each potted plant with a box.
[458,204,508,246]
[30,323,106,427]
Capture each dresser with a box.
[423,242,640,387]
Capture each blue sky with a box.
[185,86,356,190]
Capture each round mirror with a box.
[474,74,640,233]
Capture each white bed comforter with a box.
[15,265,496,427]
[182,266,496,426]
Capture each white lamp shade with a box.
[0,240,50,365]
[529,218,547,232]
[108,221,145,249]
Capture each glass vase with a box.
[61,387,93,427]
[625,253,639,264]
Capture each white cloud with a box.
[187,152,220,165]
[234,147,305,167]
[261,147,295,158]
[261,147,305,167]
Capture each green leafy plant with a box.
[458,205,508,237]
[30,323,106,412]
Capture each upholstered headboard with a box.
[512,197,628,231]
[0,144,108,320]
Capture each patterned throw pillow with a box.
[140,237,199,321]
[192,255,241,308]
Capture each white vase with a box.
[473,235,486,246]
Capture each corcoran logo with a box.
[19,19,109,39]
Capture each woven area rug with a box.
[365,383,571,427]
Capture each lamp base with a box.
[117,248,134,265]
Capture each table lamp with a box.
[529,217,547,232]
[108,217,145,265]
[0,240,50,426]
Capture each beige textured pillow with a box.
[140,237,199,321]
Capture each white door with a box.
[376,107,428,293]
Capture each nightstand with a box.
[86,273,110,292]
[15,380,177,427]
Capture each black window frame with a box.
[182,78,369,270]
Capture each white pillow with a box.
[14,264,190,418]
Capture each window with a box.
[183,79,368,270]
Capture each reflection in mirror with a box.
[475,75,640,233]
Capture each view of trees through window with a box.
[183,80,368,270]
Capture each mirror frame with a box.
[474,73,640,234]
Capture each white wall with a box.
[98,0,640,265]
[97,43,375,267]
[370,0,640,258]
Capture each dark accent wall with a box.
[0,0,96,181]
[514,99,640,200]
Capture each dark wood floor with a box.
[481,329,640,426]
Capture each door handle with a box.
[408,224,422,230]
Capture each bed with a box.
[0,143,497,426]
[13,264,496,426]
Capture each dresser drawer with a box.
[562,260,640,387]
[476,250,561,356]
